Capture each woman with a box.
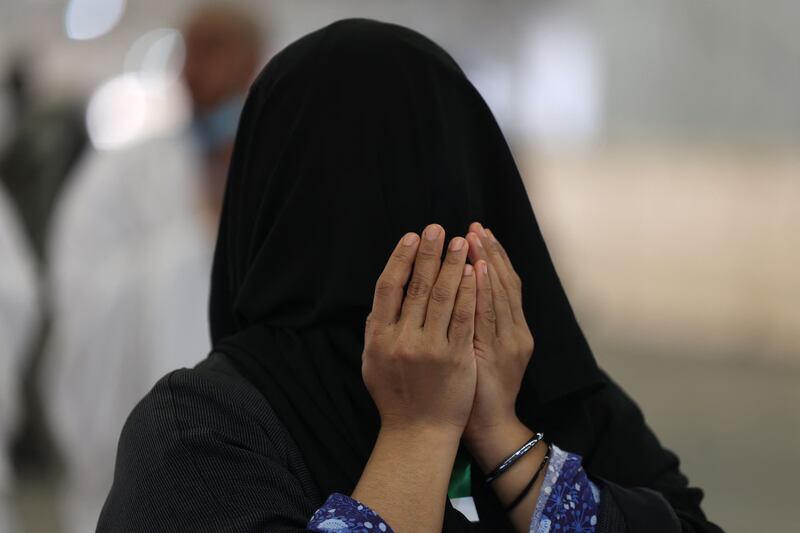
[98,19,722,532]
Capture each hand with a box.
[362,224,478,436]
[463,222,534,451]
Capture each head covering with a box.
[210,18,602,530]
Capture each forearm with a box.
[352,424,460,532]
[467,418,547,532]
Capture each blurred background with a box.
[0,1,797,532]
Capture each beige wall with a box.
[524,144,800,362]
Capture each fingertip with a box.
[463,263,474,277]
[466,232,483,253]
[423,223,444,241]
[449,236,467,252]
[401,232,420,246]
[472,221,488,238]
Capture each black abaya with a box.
[100,19,722,532]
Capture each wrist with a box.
[464,416,535,474]
[378,419,462,452]
[354,418,462,532]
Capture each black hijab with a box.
[210,19,602,531]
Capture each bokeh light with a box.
[124,28,185,85]
[65,0,126,41]
[85,74,146,149]
[85,73,189,150]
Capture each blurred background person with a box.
[0,183,39,533]
[41,5,264,533]
[0,57,88,260]
[0,54,88,481]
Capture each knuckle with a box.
[444,250,463,265]
[392,341,415,361]
[363,339,382,358]
[430,284,452,304]
[363,333,386,358]
[364,315,387,339]
[406,277,431,298]
[458,281,475,295]
[480,307,496,324]
[413,342,433,360]
[362,336,375,353]
[478,285,493,296]
[510,337,523,352]
[452,306,474,324]
[495,286,510,302]
[419,329,444,351]
[523,332,534,352]
[364,314,377,333]
[524,342,534,357]
[425,338,446,357]
[450,322,473,341]
[374,277,396,298]
[390,248,411,263]
[416,245,440,260]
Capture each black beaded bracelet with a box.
[505,443,551,512]
[485,432,544,485]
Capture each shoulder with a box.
[101,357,319,531]
[125,358,294,459]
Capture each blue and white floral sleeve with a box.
[308,445,599,533]
[308,492,394,533]
[530,444,600,533]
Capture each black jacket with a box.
[97,354,722,532]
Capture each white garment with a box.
[0,184,39,533]
[44,133,214,533]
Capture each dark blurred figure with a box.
[0,56,88,258]
[0,183,39,533]
[0,55,89,506]
[42,5,264,533]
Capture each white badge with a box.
[450,496,480,522]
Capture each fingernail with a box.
[463,264,474,276]
[402,233,419,246]
[485,228,497,243]
[480,261,488,275]
[424,225,441,240]
[449,237,465,251]
[471,233,483,248]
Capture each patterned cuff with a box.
[530,444,600,533]
[308,492,394,533]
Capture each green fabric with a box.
[448,446,472,498]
